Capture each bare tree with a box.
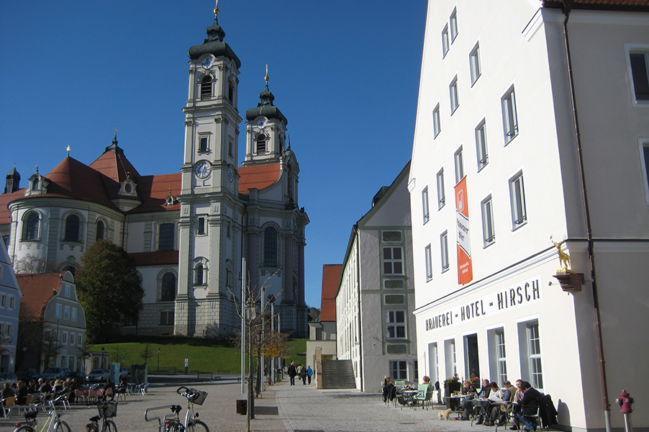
[13,254,55,274]
[140,343,154,366]
[15,302,44,371]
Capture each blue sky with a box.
[0,1,426,309]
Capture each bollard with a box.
[615,389,634,432]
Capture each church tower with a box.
[175,4,243,336]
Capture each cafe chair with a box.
[412,384,433,410]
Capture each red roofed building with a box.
[1,8,309,338]
[306,264,341,374]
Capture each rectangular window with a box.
[481,196,495,247]
[433,104,441,138]
[198,136,208,152]
[440,231,449,272]
[528,323,543,389]
[502,87,519,144]
[639,140,649,205]
[0,294,5,308]
[450,8,458,42]
[382,231,402,242]
[386,310,406,339]
[62,332,68,344]
[390,360,408,380]
[72,308,77,321]
[629,51,649,103]
[475,120,488,171]
[450,77,459,114]
[509,172,527,230]
[454,147,464,184]
[197,217,205,235]
[422,188,430,224]
[64,306,70,320]
[228,137,234,157]
[160,310,175,326]
[64,285,70,297]
[55,304,61,317]
[7,324,12,337]
[383,247,403,275]
[444,339,457,378]
[442,25,450,57]
[425,244,433,282]
[470,43,481,85]
[437,169,446,209]
[8,296,15,310]
[159,223,175,251]
[497,331,508,386]
[78,334,83,345]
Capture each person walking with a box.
[306,366,313,384]
[300,365,307,385]
[288,361,297,386]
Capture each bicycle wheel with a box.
[186,419,209,432]
[13,426,35,432]
[53,420,71,432]
[86,426,99,432]
[104,420,118,432]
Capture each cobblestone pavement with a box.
[0,380,504,432]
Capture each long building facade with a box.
[409,1,648,431]
[0,7,309,339]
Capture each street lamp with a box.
[157,348,160,372]
[267,294,276,384]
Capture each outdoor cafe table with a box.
[400,390,419,408]
[446,394,470,411]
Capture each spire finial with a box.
[214,0,219,17]
[66,145,71,157]
[264,64,269,90]
[35,165,39,174]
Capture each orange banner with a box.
[455,177,473,284]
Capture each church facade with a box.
[0,9,309,339]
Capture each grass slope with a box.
[89,338,308,374]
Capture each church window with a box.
[197,217,205,235]
[96,220,105,241]
[161,272,176,301]
[228,81,235,102]
[228,137,234,157]
[64,214,81,242]
[227,221,231,238]
[257,135,266,154]
[159,223,175,251]
[199,137,208,152]
[195,264,205,285]
[23,212,40,240]
[125,183,132,193]
[263,227,278,267]
[201,76,212,99]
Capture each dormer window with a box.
[118,178,138,197]
[165,189,175,206]
[25,170,49,196]
[201,76,212,100]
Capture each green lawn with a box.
[89,337,307,374]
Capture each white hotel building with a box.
[409,1,649,431]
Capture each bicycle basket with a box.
[189,390,208,405]
[99,401,118,418]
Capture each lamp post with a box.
[157,348,160,372]
[267,294,276,385]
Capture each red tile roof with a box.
[0,190,24,225]
[89,151,142,202]
[128,174,181,214]
[16,273,61,318]
[130,250,179,266]
[320,264,342,322]
[543,0,649,10]
[238,163,281,194]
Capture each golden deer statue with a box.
[550,235,571,272]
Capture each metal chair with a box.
[1,396,15,417]
[412,384,433,410]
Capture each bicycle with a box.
[176,386,209,432]
[85,401,118,432]
[13,394,71,432]
[144,405,183,432]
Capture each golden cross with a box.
[214,0,219,17]
[114,125,118,134]
[265,64,269,82]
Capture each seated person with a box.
[37,378,50,394]
[517,381,541,431]
[382,376,396,402]
[476,382,510,425]
[15,381,29,405]
[1,382,15,399]
[117,377,128,394]
[459,380,477,420]
[477,378,491,399]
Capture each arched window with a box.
[264,227,277,267]
[257,135,266,154]
[62,265,76,276]
[201,76,212,99]
[23,212,40,240]
[161,272,176,301]
[195,264,204,285]
[96,220,105,241]
[64,214,81,242]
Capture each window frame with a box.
[481,195,496,247]
[454,147,464,184]
[256,135,267,154]
[527,323,543,389]
[425,244,433,282]
[194,263,205,286]
[449,8,458,43]
[158,223,175,251]
[437,169,446,210]
[386,310,407,340]
[200,75,212,100]
[63,214,82,243]
[390,360,408,380]
[496,330,508,386]
[263,226,278,267]
[197,217,206,235]
[469,43,481,86]
[198,135,209,153]
[509,172,527,230]
[625,45,649,106]
[23,212,41,241]
[161,271,177,302]
[442,25,450,58]
[383,247,404,275]
[502,86,519,144]
[440,231,450,272]
[639,138,649,205]
[475,120,488,171]
[422,187,430,224]
[449,76,459,114]
[96,220,105,241]
[433,104,441,138]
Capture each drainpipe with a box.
[355,228,363,392]
[560,3,611,431]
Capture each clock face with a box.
[202,58,212,68]
[228,166,234,183]
[194,161,210,179]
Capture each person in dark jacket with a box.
[287,361,297,386]
[15,381,29,405]
[382,376,396,403]
[300,365,307,385]
[517,381,541,431]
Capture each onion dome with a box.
[188,11,241,69]
[245,71,288,126]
